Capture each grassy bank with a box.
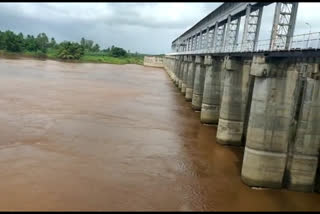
[48,48,144,65]
[80,54,144,65]
[0,49,144,65]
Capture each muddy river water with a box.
[0,57,319,211]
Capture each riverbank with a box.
[0,49,144,65]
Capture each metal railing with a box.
[168,31,320,55]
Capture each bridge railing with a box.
[167,31,320,55]
[289,32,320,50]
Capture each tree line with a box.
[0,30,132,60]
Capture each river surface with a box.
[0,57,319,211]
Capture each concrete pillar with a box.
[241,56,298,189]
[165,57,173,80]
[181,56,189,95]
[185,56,196,102]
[172,57,177,82]
[172,57,177,84]
[216,56,250,146]
[220,62,227,104]
[174,56,181,86]
[200,56,223,124]
[178,56,184,89]
[286,62,320,192]
[192,55,206,111]
[170,57,175,81]
[169,57,174,80]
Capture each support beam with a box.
[212,22,219,52]
[199,31,203,50]
[205,26,210,50]
[215,24,225,53]
[222,16,232,52]
[208,27,214,50]
[191,36,194,51]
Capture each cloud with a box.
[0,3,221,54]
[0,3,318,54]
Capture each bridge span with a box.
[159,2,320,193]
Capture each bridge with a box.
[156,2,320,193]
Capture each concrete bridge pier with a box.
[181,56,189,95]
[216,56,251,146]
[173,56,180,86]
[286,60,320,192]
[192,55,206,111]
[185,56,196,102]
[169,57,175,81]
[178,56,184,90]
[172,57,176,82]
[170,57,175,84]
[241,55,298,189]
[200,55,223,124]
[163,57,169,77]
[164,57,173,81]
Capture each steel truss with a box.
[270,2,298,50]
[241,5,263,52]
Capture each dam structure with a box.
[154,2,320,192]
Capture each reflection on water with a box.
[0,57,319,211]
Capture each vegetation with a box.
[57,42,84,60]
[0,30,145,65]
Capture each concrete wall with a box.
[163,54,320,193]
[144,56,164,68]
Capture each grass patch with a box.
[80,53,144,65]
[47,48,59,59]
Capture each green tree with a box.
[80,37,94,51]
[0,31,6,50]
[18,32,25,50]
[3,30,23,52]
[36,33,49,53]
[80,37,85,47]
[49,37,57,48]
[110,46,127,57]
[25,35,37,52]
[85,40,94,51]
[92,44,100,52]
[57,41,84,60]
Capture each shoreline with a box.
[0,50,144,66]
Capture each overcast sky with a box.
[0,2,319,54]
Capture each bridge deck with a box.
[166,49,320,58]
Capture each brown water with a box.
[0,57,319,211]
